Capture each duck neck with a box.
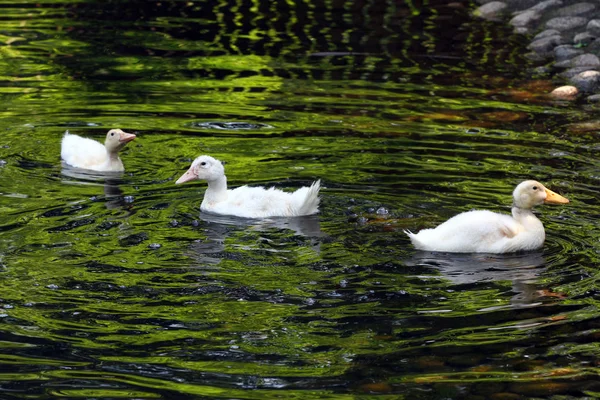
[511,205,543,230]
[204,175,228,203]
[104,148,124,170]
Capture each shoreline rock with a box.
[475,0,600,101]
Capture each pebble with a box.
[533,28,560,39]
[527,35,563,54]
[554,2,596,17]
[554,44,583,61]
[570,70,600,92]
[588,19,600,35]
[558,66,593,79]
[569,53,600,68]
[510,10,541,28]
[574,31,596,46]
[550,85,579,99]
[474,0,600,100]
[546,16,588,31]
[527,0,563,14]
[475,1,508,20]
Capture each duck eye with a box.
[200,162,206,166]
[110,132,115,136]
[532,186,538,190]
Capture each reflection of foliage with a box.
[0,0,597,398]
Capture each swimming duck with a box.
[61,129,136,172]
[405,180,569,253]
[175,155,321,218]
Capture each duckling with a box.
[61,129,136,172]
[405,180,569,253]
[176,155,320,218]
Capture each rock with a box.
[550,85,579,99]
[554,45,584,61]
[585,38,600,53]
[533,29,560,40]
[510,10,541,27]
[524,51,548,61]
[588,19,600,36]
[546,16,588,31]
[569,53,600,68]
[527,35,564,53]
[570,70,600,92]
[533,65,552,74]
[527,0,563,13]
[558,66,594,78]
[574,32,596,46]
[553,2,596,17]
[587,94,600,101]
[475,1,508,19]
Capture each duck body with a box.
[61,129,136,172]
[405,180,569,254]
[176,155,320,218]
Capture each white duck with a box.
[61,129,136,172]
[175,155,321,218]
[405,180,569,253]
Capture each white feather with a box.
[176,155,321,218]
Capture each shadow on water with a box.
[61,164,134,210]
[188,212,324,264]
[406,250,548,308]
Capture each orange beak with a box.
[119,131,136,144]
[544,188,569,204]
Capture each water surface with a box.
[0,0,599,399]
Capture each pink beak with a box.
[119,131,136,144]
[175,168,197,184]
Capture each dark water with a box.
[1,0,599,399]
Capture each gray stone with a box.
[553,2,596,17]
[533,65,553,74]
[588,19,600,36]
[546,17,588,31]
[570,53,600,67]
[574,32,596,46]
[475,1,508,19]
[559,66,595,78]
[585,38,600,53]
[524,51,549,61]
[570,70,600,92]
[586,94,600,101]
[534,29,561,40]
[528,0,563,13]
[514,27,531,34]
[510,10,541,27]
[554,44,584,61]
[527,35,564,53]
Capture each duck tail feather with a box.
[298,180,321,216]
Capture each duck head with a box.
[176,155,225,184]
[105,129,136,153]
[513,180,569,209]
